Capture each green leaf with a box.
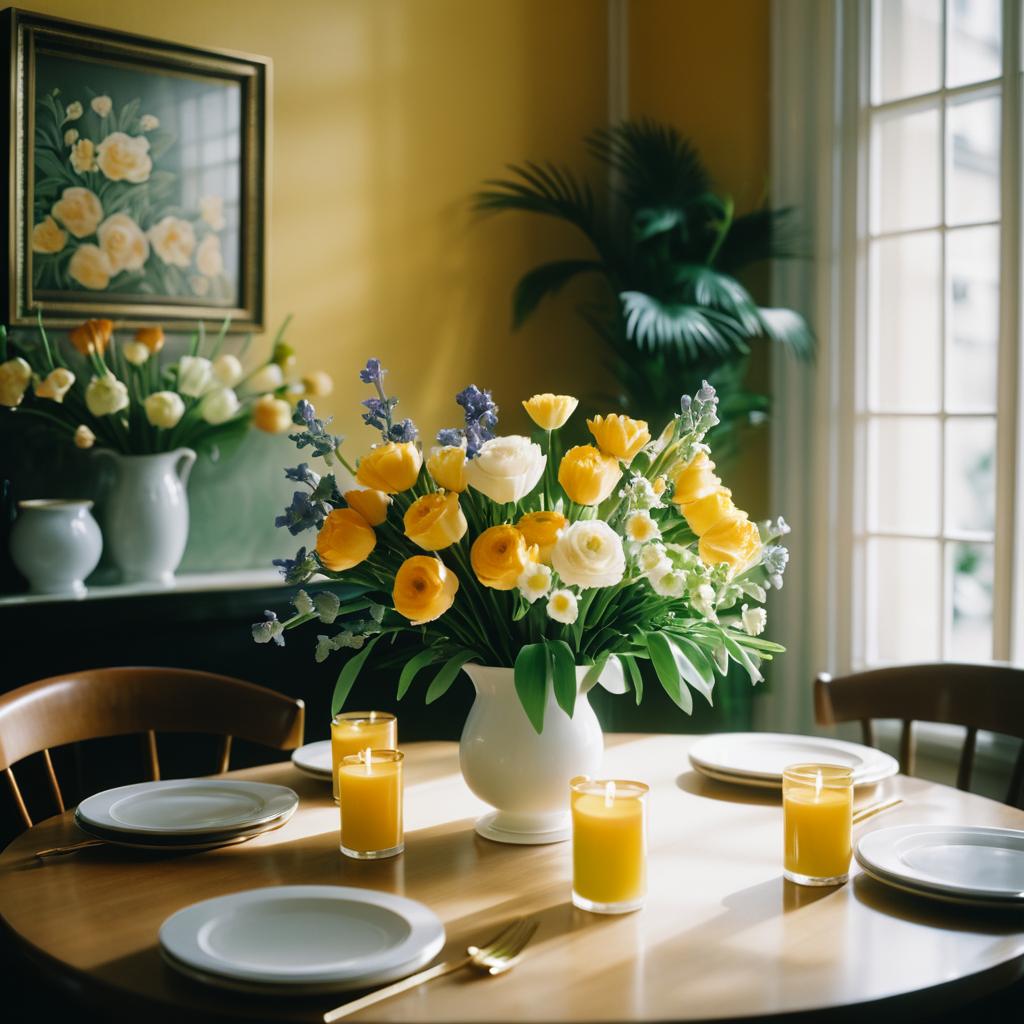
[719,630,764,685]
[580,651,610,694]
[397,648,445,700]
[619,291,747,360]
[622,655,644,705]
[514,643,550,734]
[331,634,382,716]
[425,650,475,704]
[646,631,693,714]
[547,639,577,718]
[511,259,605,329]
[668,636,715,706]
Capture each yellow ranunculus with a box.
[31,216,66,254]
[98,212,149,273]
[393,555,459,624]
[558,445,622,506]
[69,319,113,357]
[586,413,651,464]
[316,507,377,572]
[196,233,223,277]
[52,186,103,238]
[68,244,112,290]
[699,515,761,576]
[148,216,196,267]
[344,488,391,526]
[356,441,422,493]
[69,138,97,174]
[671,450,721,506]
[516,510,566,564]
[426,445,467,492]
[522,393,578,430]
[682,488,737,536]
[471,524,532,590]
[252,394,292,433]
[96,131,152,184]
[404,491,467,551]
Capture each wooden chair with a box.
[0,667,305,832]
[814,663,1024,807]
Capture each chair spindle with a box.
[898,720,915,777]
[5,767,32,829]
[41,748,64,813]
[956,728,977,792]
[146,730,160,781]
[217,735,233,774]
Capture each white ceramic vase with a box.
[9,499,102,597]
[459,664,603,844]
[94,448,197,585]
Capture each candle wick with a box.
[364,746,372,775]
[815,770,822,799]
[604,780,616,808]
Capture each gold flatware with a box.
[853,797,903,825]
[322,915,539,1023]
[34,839,105,859]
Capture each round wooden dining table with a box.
[1,734,1022,1023]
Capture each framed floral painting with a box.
[0,8,268,328]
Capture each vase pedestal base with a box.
[473,810,571,845]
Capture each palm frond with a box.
[510,259,607,329]
[757,307,815,360]
[714,206,806,272]
[620,291,749,361]
[672,265,762,336]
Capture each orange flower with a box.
[69,319,113,357]
[393,555,459,624]
[516,510,567,564]
[135,326,165,354]
[471,524,533,590]
[315,508,377,572]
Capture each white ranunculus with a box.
[546,588,579,625]
[741,604,767,636]
[551,520,625,590]
[650,566,686,599]
[201,386,240,425]
[177,355,213,397]
[212,353,243,388]
[240,362,284,395]
[464,435,546,504]
[144,391,185,429]
[85,373,129,417]
[122,341,150,366]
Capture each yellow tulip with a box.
[522,393,578,430]
[252,394,292,433]
[356,441,422,493]
[682,488,737,536]
[558,445,622,506]
[0,358,32,408]
[134,326,165,354]
[34,367,75,403]
[671,450,721,506]
[653,475,667,495]
[315,508,377,571]
[404,491,468,551]
[586,413,650,464]
[516,510,566,564]
[699,515,761,576]
[426,445,467,492]
[471,524,532,590]
[393,555,459,624]
[344,488,391,526]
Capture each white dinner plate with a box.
[855,825,1024,902]
[291,739,333,779]
[688,732,899,788]
[160,885,446,991]
[77,779,299,837]
[74,811,293,851]
[856,862,1024,910]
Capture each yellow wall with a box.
[20,0,610,448]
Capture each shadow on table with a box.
[675,769,781,806]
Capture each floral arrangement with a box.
[32,90,230,298]
[254,361,790,731]
[0,316,333,454]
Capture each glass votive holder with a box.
[783,763,854,886]
[330,711,396,803]
[338,749,404,860]
[570,776,648,914]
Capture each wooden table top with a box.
[1,734,1023,1023]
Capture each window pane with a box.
[868,417,941,534]
[873,107,941,232]
[873,0,943,103]
[869,234,941,412]
[947,0,1002,87]
[945,417,996,533]
[947,541,994,660]
[947,226,999,412]
[867,538,941,662]
[947,93,1000,225]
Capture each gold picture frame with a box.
[0,8,269,329]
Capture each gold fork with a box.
[322,915,539,1022]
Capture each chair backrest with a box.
[814,663,1024,807]
[0,667,305,830]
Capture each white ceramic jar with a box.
[9,499,103,597]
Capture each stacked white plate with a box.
[160,886,446,994]
[856,825,1024,908]
[688,732,899,789]
[75,779,299,850]
[291,739,333,780]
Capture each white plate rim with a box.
[159,885,446,985]
[688,732,899,785]
[855,824,1024,900]
[74,807,295,850]
[77,780,299,836]
[856,861,1024,910]
[291,740,333,779]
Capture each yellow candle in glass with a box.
[783,763,853,886]
[571,776,648,914]
[337,749,404,860]
[331,711,396,803]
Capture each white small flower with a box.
[619,473,662,510]
[200,386,240,425]
[64,128,79,145]
[144,391,185,429]
[85,373,128,416]
[625,510,661,545]
[292,590,314,615]
[91,95,112,118]
[64,101,83,122]
[212,353,243,388]
[650,567,686,599]
[547,588,579,625]
[517,562,553,603]
[691,583,718,621]
[139,114,160,131]
[741,604,767,636]
[314,591,341,624]
[177,355,214,397]
[240,362,284,395]
[122,341,150,366]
